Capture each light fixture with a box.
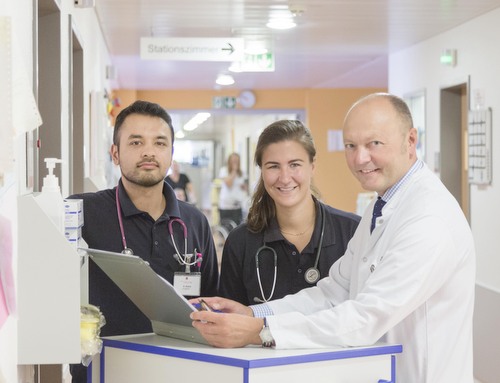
[266,18,296,30]
[183,112,211,131]
[175,130,185,139]
[215,74,235,86]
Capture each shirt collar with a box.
[380,159,423,203]
[262,198,333,252]
[117,180,181,220]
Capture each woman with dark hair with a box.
[218,120,360,305]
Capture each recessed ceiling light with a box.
[216,74,235,86]
[266,18,296,30]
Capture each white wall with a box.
[389,7,500,292]
[389,7,500,382]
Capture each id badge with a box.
[173,272,201,296]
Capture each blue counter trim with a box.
[102,338,401,369]
[378,355,397,383]
[100,349,105,382]
[86,363,92,383]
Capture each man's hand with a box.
[190,310,263,348]
[189,296,253,316]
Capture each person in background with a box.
[166,160,196,204]
[67,100,219,383]
[191,93,476,383]
[218,152,248,225]
[218,120,360,305]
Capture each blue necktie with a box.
[370,197,386,233]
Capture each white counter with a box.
[90,333,402,383]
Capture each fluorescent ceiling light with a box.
[183,112,211,131]
[215,74,235,86]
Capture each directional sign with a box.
[140,37,244,62]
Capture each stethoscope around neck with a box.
[254,204,326,303]
[115,187,202,270]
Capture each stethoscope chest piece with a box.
[304,267,320,284]
[121,247,134,255]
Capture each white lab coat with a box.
[267,164,475,383]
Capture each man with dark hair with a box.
[68,100,219,382]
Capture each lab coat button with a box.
[362,257,368,262]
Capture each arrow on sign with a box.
[221,43,235,55]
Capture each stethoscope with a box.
[254,204,325,303]
[115,187,202,270]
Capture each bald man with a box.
[192,93,475,383]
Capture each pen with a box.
[198,299,213,312]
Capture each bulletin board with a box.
[468,108,492,185]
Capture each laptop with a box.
[85,248,209,345]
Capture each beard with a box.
[121,168,165,187]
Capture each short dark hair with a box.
[113,100,175,146]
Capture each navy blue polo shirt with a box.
[68,180,218,336]
[218,199,360,305]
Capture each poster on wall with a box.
[468,108,492,185]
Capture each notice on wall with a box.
[468,108,492,185]
[327,129,344,152]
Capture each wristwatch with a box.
[259,317,275,348]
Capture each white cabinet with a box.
[91,334,402,383]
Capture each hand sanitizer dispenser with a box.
[35,158,65,233]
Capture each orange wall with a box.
[113,87,385,213]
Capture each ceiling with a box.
[95,0,500,91]
[92,0,500,140]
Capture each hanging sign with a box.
[140,37,244,62]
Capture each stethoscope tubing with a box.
[115,186,198,266]
[254,204,325,303]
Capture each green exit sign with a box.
[241,53,275,72]
[213,96,236,109]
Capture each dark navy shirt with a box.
[68,180,218,337]
[218,199,360,305]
